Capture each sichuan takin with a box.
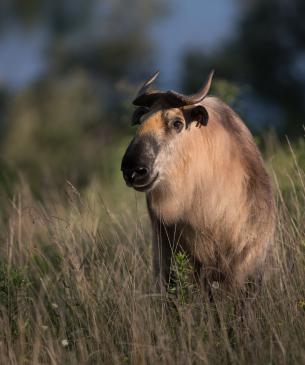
[121,71,275,291]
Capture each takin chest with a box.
[153,218,244,283]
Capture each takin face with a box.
[121,71,213,193]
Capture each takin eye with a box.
[131,106,150,125]
[171,118,184,132]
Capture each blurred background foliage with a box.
[0,0,304,196]
[183,0,305,135]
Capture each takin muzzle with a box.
[121,134,160,192]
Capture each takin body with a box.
[121,71,275,291]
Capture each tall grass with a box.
[0,140,304,364]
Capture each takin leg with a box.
[152,230,173,294]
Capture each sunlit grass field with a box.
[0,137,304,364]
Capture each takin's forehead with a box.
[137,107,184,137]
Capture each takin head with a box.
[121,70,214,192]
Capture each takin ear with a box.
[131,106,150,125]
[190,105,209,127]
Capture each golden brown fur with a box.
[136,97,275,290]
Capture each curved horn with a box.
[133,71,164,106]
[135,70,159,98]
[167,70,214,105]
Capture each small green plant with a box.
[168,251,197,303]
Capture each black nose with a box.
[121,135,160,189]
[122,166,149,186]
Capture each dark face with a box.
[121,103,208,192]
